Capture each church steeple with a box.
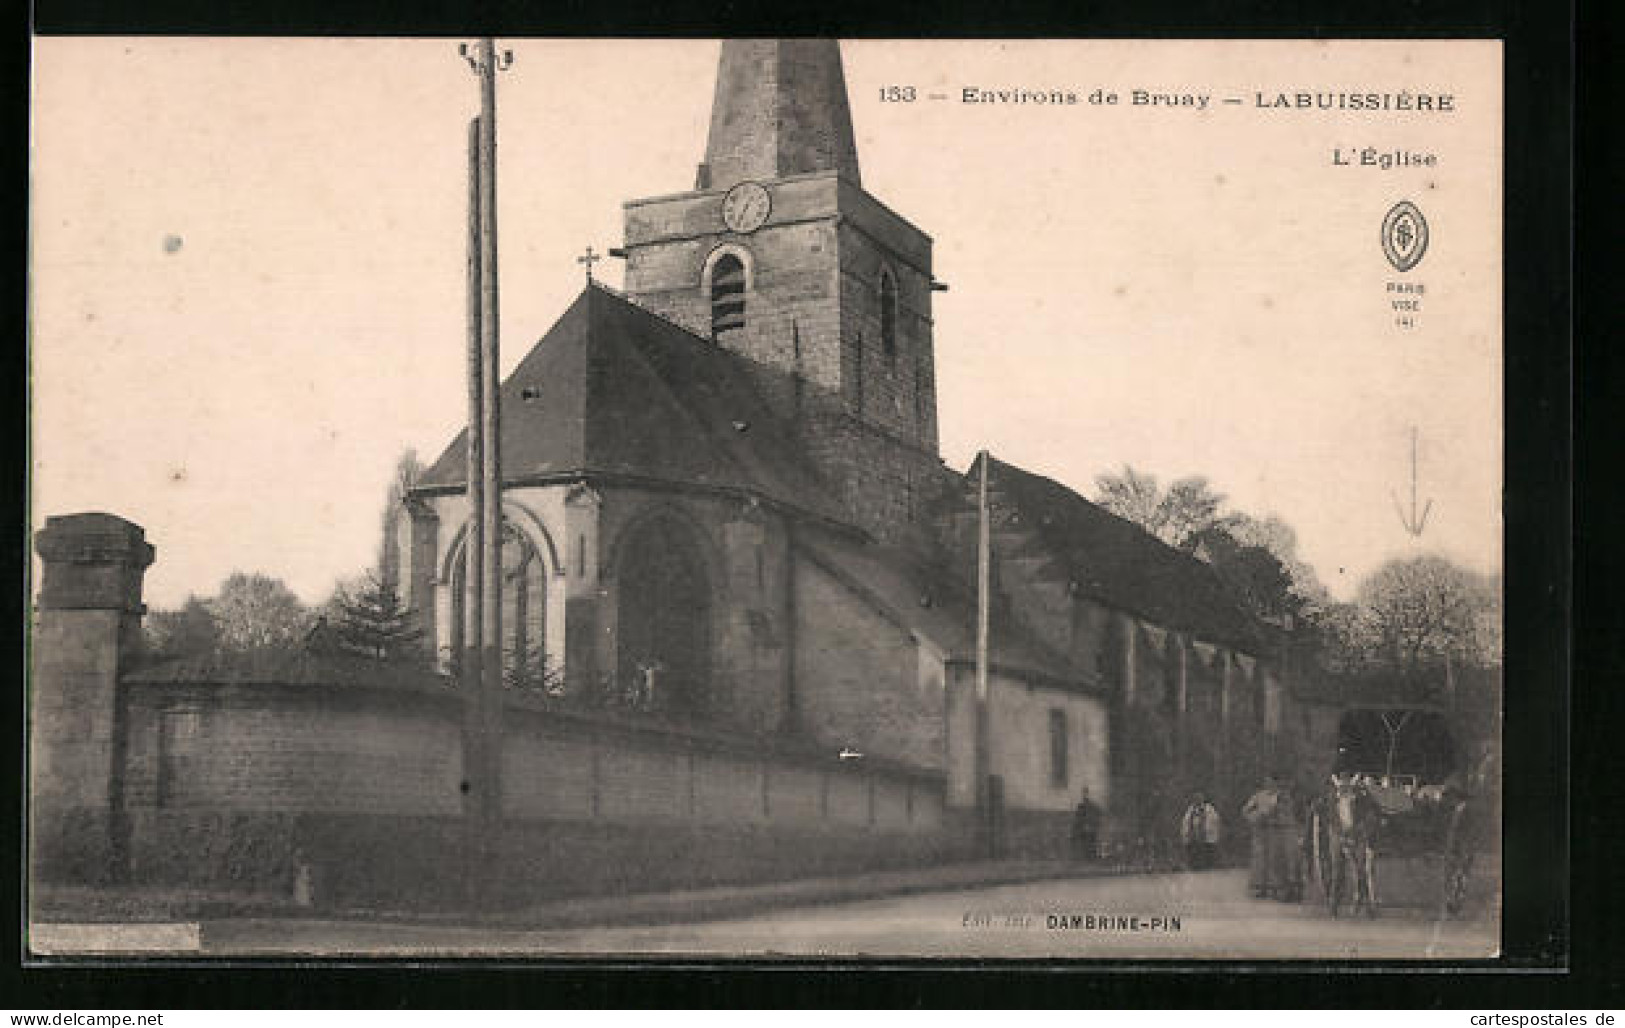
[620,40,942,541]
[696,40,861,191]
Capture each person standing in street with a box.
[1180,792,1221,870]
[1243,775,1303,898]
[1070,788,1103,862]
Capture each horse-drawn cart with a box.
[1299,707,1487,918]
[1303,773,1479,918]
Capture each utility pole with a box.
[462,107,486,818]
[975,450,994,856]
[458,38,512,904]
[475,39,509,786]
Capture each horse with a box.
[1304,773,1485,920]
[1305,775,1384,918]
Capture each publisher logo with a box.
[1381,200,1429,273]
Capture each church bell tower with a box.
[621,41,942,535]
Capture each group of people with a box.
[1178,777,1305,899]
[1052,778,1300,899]
[1238,775,1305,901]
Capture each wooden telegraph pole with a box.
[975,450,994,857]
[463,110,485,792]
[459,37,512,905]
[475,39,508,818]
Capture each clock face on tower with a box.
[721,181,772,234]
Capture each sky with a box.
[30,38,1502,610]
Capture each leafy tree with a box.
[1093,465,1166,536]
[1353,554,1499,673]
[144,595,221,659]
[1189,528,1300,623]
[1222,513,1330,615]
[1308,600,1378,673]
[1094,466,1332,627]
[323,573,423,661]
[1093,466,1239,551]
[210,572,310,652]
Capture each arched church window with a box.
[450,519,554,694]
[710,253,747,339]
[615,515,712,719]
[880,271,898,360]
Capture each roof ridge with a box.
[982,454,1264,652]
[590,283,814,405]
[988,455,1216,570]
[589,280,715,349]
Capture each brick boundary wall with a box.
[98,676,973,912]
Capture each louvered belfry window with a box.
[711,254,746,338]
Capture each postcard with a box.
[28,37,1504,959]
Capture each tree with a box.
[209,572,310,652]
[1222,513,1331,616]
[377,449,426,593]
[322,573,423,661]
[144,595,221,659]
[1354,554,1498,674]
[1189,527,1301,624]
[1094,465,1166,537]
[1093,465,1239,551]
[1308,600,1382,674]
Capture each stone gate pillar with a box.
[31,513,154,884]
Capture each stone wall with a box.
[110,677,958,910]
[121,685,464,815]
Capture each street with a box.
[174,868,1498,960]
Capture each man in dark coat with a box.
[1070,788,1103,861]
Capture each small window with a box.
[710,254,746,338]
[880,272,898,360]
[1048,708,1069,787]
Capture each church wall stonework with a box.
[595,485,791,735]
[835,186,936,449]
[624,175,848,394]
[621,164,942,543]
[796,398,956,543]
[792,558,945,771]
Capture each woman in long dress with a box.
[1243,775,1303,899]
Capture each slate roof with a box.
[983,456,1265,654]
[796,532,1096,692]
[417,285,842,523]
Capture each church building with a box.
[397,40,1288,861]
[31,41,1314,912]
